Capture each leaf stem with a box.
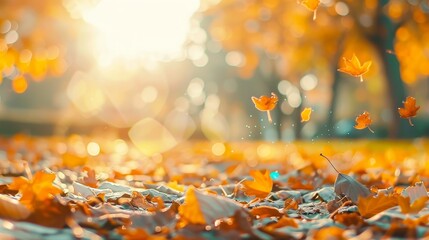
[359,75,363,82]
[313,10,317,20]
[320,153,340,174]
[408,118,414,127]
[368,126,374,133]
[266,110,272,123]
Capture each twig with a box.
[320,153,340,174]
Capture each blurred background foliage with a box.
[0,0,428,143]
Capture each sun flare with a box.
[84,0,200,65]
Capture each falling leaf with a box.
[354,111,374,133]
[8,171,63,210]
[357,194,398,218]
[338,54,372,82]
[301,107,312,122]
[242,170,273,199]
[398,196,428,214]
[178,186,243,225]
[249,206,284,219]
[320,154,370,203]
[398,96,420,126]
[300,0,320,20]
[251,93,278,123]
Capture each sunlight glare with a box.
[85,0,200,64]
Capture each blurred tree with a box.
[205,0,429,139]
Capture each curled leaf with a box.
[398,96,420,126]
[338,54,372,82]
[334,173,371,203]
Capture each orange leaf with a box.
[338,54,372,82]
[251,93,278,123]
[82,167,98,188]
[357,194,398,218]
[398,196,428,214]
[301,107,312,122]
[9,171,62,210]
[312,226,345,240]
[249,206,284,219]
[242,170,273,198]
[178,186,243,225]
[398,96,420,126]
[354,111,374,133]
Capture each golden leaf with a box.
[338,54,372,82]
[354,111,374,133]
[242,170,273,199]
[357,194,398,218]
[398,96,420,126]
[301,107,312,122]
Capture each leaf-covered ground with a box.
[1,135,429,239]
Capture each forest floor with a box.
[0,136,428,239]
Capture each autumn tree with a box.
[206,0,429,139]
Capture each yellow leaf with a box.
[338,54,372,82]
[301,107,312,122]
[242,170,273,199]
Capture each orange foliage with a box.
[398,96,420,126]
[251,93,279,123]
[242,170,273,199]
[338,54,372,82]
[354,111,374,133]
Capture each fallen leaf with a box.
[178,186,243,225]
[300,0,320,20]
[312,226,345,240]
[333,212,364,227]
[357,194,398,218]
[338,54,372,82]
[0,194,31,220]
[301,107,312,122]
[354,111,374,133]
[249,206,284,219]
[242,170,273,199]
[401,181,427,204]
[251,93,278,123]
[8,171,63,210]
[117,227,166,240]
[398,96,420,126]
[320,154,371,203]
[82,167,98,188]
[398,195,428,214]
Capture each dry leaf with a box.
[249,206,284,219]
[312,226,345,240]
[402,181,427,204]
[334,173,370,203]
[398,195,428,214]
[82,167,98,188]
[333,212,364,227]
[251,93,278,123]
[338,54,372,82]
[354,111,374,133]
[357,194,398,218]
[242,170,273,199]
[398,96,420,126]
[8,171,63,210]
[301,107,312,122]
[178,186,243,225]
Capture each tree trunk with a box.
[372,0,409,138]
